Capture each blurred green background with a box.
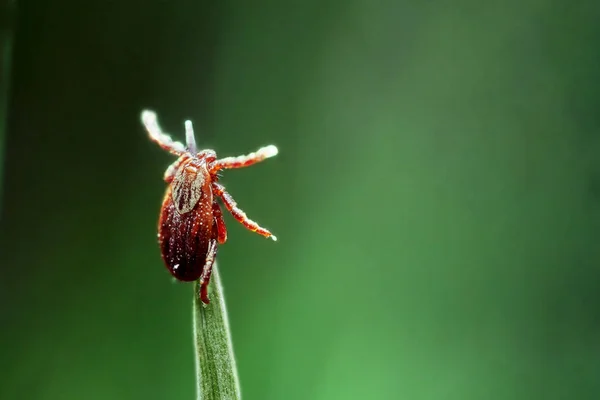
[2,1,600,399]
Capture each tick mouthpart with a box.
[184,120,197,154]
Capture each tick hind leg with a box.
[199,239,218,304]
[213,202,228,244]
[212,182,277,241]
[211,145,278,173]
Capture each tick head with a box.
[182,156,211,175]
[195,149,217,164]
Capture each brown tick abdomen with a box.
[158,183,215,282]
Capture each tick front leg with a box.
[199,239,218,304]
[164,157,185,183]
[212,182,277,241]
[141,110,186,155]
[213,202,228,244]
[211,145,278,173]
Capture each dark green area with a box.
[2,1,600,399]
[0,0,15,203]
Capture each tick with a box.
[141,110,278,304]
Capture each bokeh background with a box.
[2,1,600,399]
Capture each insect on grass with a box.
[141,110,278,304]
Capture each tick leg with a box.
[199,239,218,304]
[210,145,278,173]
[141,110,186,156]
[212,182,277,241]
[213,202,228,244]
[164,156,185,183]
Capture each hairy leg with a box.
[163,156,185,183]
[141,110,186,155]
[210,145,278,173]
[213,202,227,244]
[212,182,277,241]
[199,239,218,304]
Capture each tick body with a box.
[142,110,277,304]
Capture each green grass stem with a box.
[193,263,241,400]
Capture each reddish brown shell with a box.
[158,158,215,282]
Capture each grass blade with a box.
[193,262,241,400]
